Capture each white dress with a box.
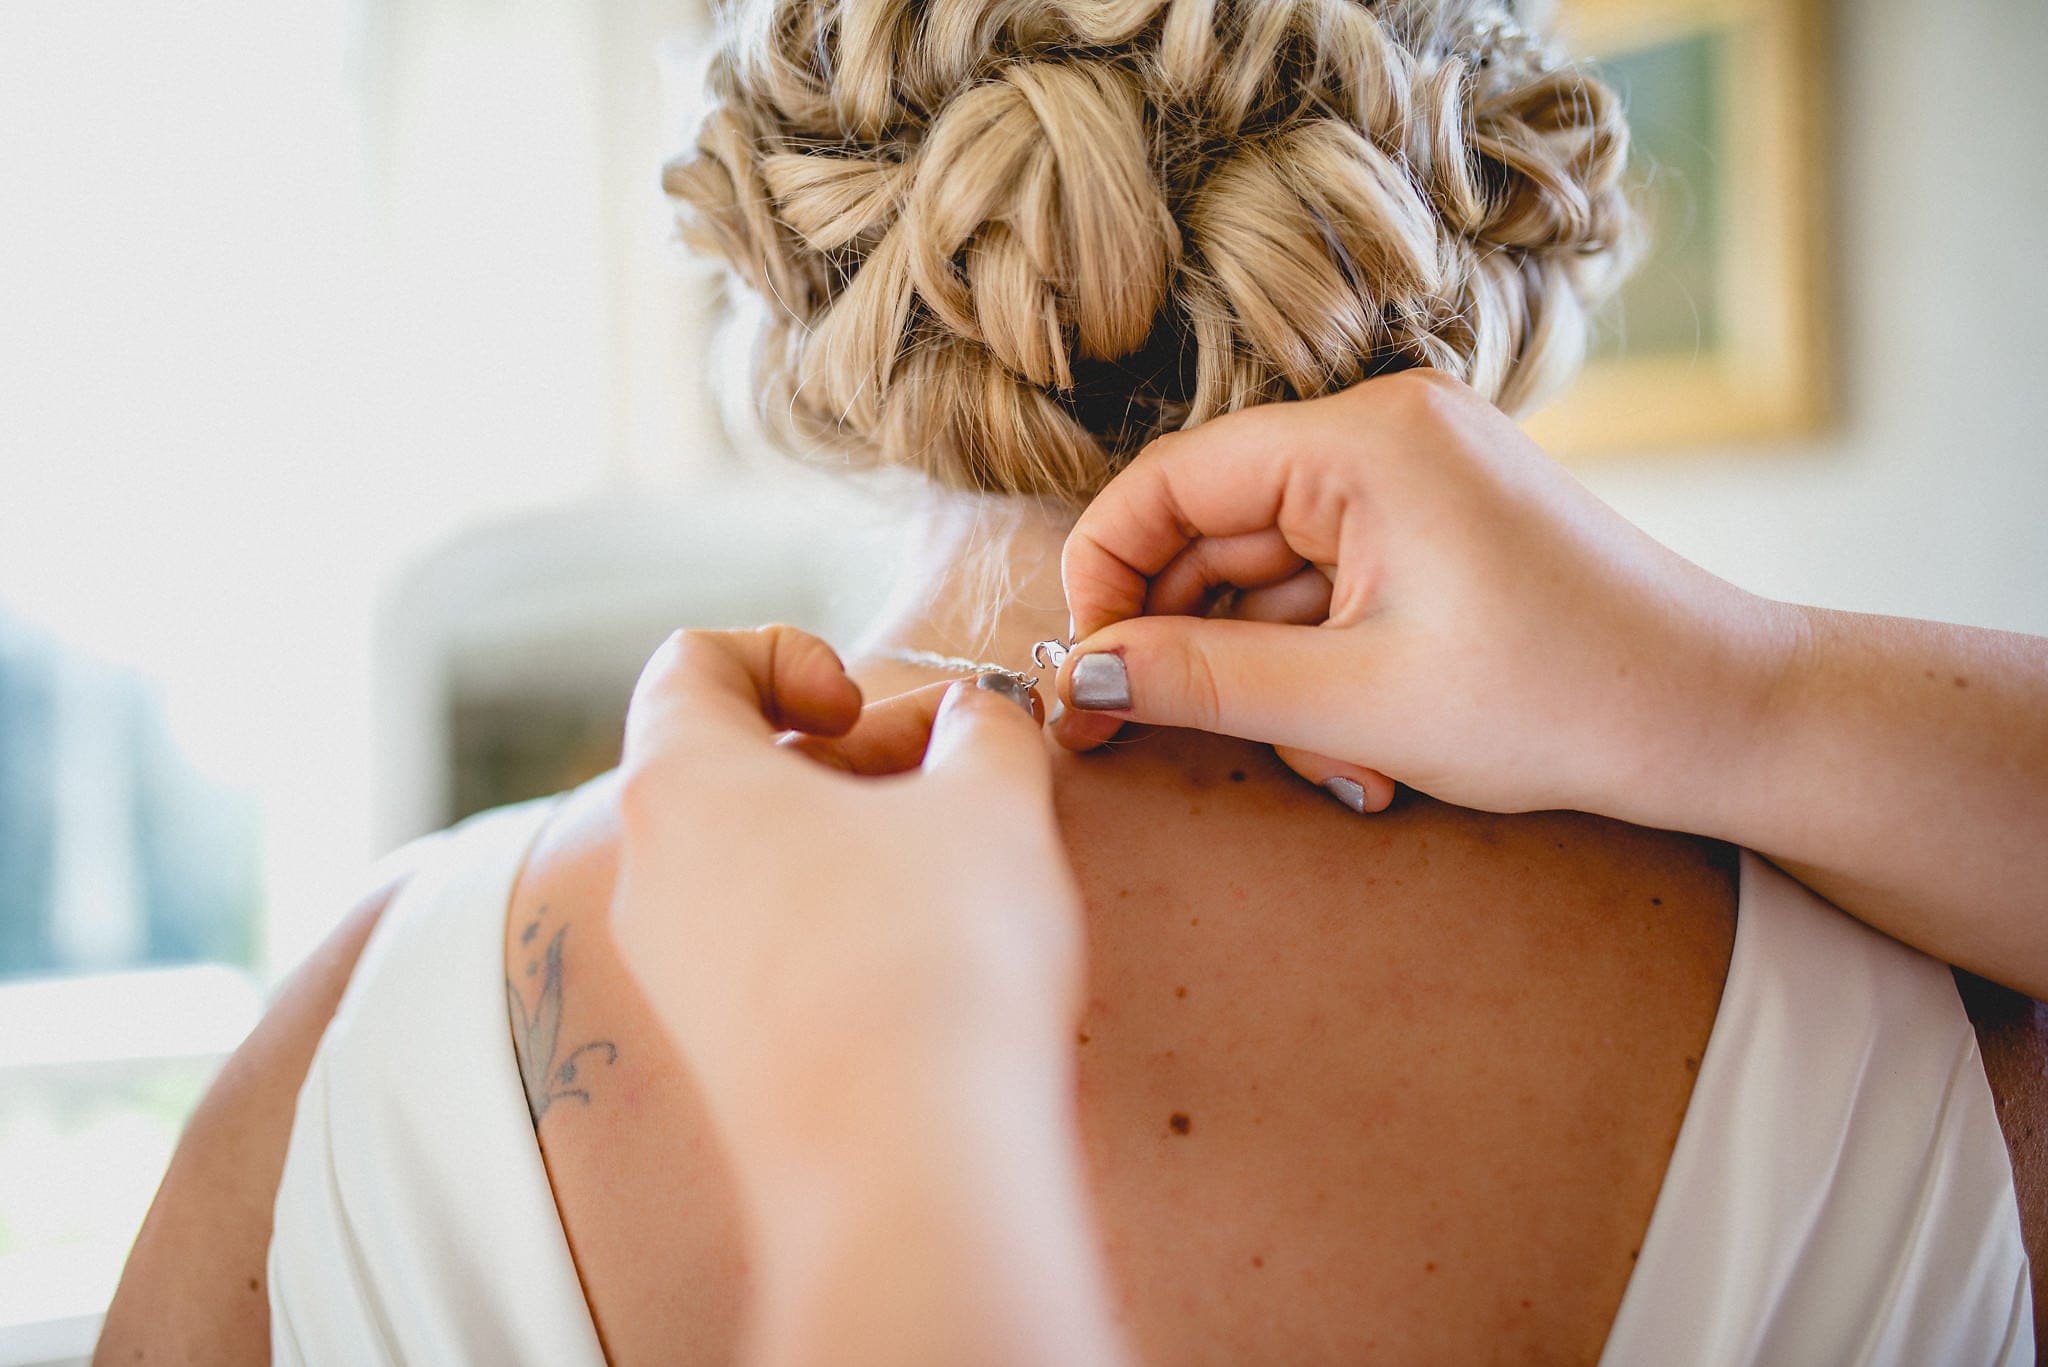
[269,798,2034,1364]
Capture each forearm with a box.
[1678,603,2048,995]
[738,1056,1129,1367]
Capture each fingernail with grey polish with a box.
[1046,698,1067,727]
[975,671,1036,717]
[1069,653,1131,711]
[1323,776,1368,814]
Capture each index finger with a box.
[780,680,952,775]
[786,675,1050,776]
[1062,398,1345,639]
[622,625,864,768]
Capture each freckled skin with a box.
[505,725,1742,1365]
[102,692,2048,1365]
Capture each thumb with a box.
[921,674,1055,803]
[1053,616,1372,758]
[1271,744,1399,815]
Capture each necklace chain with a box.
[880,646,1020,676]
[877,638,1073,687]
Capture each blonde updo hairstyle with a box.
[664,0,1637,504]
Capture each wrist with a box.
[728,1028,1076,1205]
[746,1078,1080,1242]
[1686,594,1816,846]
[1608,584,1812,842]
[737,1058,1119,1367]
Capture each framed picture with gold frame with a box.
[1525,0,1830,456]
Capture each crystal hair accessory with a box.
[1462,6,1562,78]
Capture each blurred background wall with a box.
[0,0,2042,1351]
[1577,0,2048,638]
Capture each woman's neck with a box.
[851,492,1078,688]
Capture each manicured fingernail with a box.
[1069,653,1131,711]
[1046,698,1067,726]
[1323,776,1367,813]
[974,671,1036,717]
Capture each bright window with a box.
[0,0,716,1339]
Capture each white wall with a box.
[1576,0,2048,635]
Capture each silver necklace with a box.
[877,639,1073,690]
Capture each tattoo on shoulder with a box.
[507,911,618,1128]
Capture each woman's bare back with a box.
[505,721,1736,1364]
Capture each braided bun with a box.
[665,0,1638,501]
